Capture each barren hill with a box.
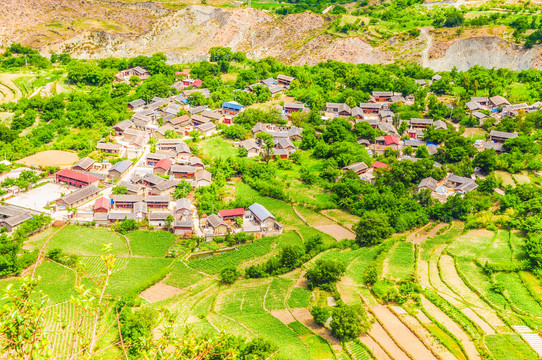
[2,1,541,70]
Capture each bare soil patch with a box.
[368,321,410,360]
[359,335,392,360]
[18,150,79,168]
[270,309,296,325]
[139,281,183,303]
[314,224,355,241]
[372,305,438,360]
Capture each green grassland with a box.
[45,225,129,256]
[126,230,177,257]
[386,241,415,280]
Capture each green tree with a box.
[310,306,331,325]
[112,186,127,195]
[353,211,394,246]
[330,305,370,341]
[257,132,274,163]
[220,266,240,284]
[305,259,346,290]
[473,148,497,174]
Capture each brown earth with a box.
[18,150,79,168]
[270,309,296,325]
[291,308,342,351]
[139,281,183,302]
[314,224,355,241]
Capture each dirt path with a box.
[367,321,411,360]
[359,334,392,360]
[390,306,456,360]
[407,222,447,244]
[421,295,481,360]
[372,305,438,360]
[420,27,433,68]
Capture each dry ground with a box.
[18,150,79,168]
[139,281,183,303]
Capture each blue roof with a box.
[110,160,132,174]
[222,101,244,111]
[249,203,275,221]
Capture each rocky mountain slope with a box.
[1,1,541,70]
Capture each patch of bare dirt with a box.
[18,150,79,168]
[139,281,183,303]
[314,224,355,241]
[270,309,296,325]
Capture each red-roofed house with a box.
[218,208,245,221]
[55,169,100,188]
[153,158,173,176]
[192,79,203,88]
[384,135,400,146]
[94,197,110,213]
[372,161,390,170]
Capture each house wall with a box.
[214,224,228,236]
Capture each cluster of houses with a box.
[0,205,32,232]
[418,174,478,201]
[201,203,283,239]
[115,67,151,84]
[244,74,296,96]
[238,123,303,159]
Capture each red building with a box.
[55,169,100,188]
[218,208,245,221]
[94,197,110,213]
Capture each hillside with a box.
[2,1,542,70]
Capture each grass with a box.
[34,260,78,304]
[386,241,414,280]
[165,260,205,289]
[232,313,312,359]
[288,321,312,336]
[195,137,236,159]
[23,226,56,251]
[447,228,495,260]
[277,230,304,248]
[496,272,542,317]
[297,226,335,246]
[189,237,275,274]
[303,333,335,360]
[46,225,129,256]
[218,280,269,315]
[477,230,512,266]
[485,334,540,360]
[321,209,360,230]
[126,230,177,257]
[264,277,293,310]
[288,287,311,308]
[105,257,172,297]
[346,247,381,285]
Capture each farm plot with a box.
[216,279,270,315]
[34,260,78,304]
[105,257,172,298]
[321,209,360,230]
[346,247,380,285]
[46,225,129,256]
[297,226,336,246]
[42,301,92,356]
[485,334,540,360]
[455,259,509,310]
[371,305,438,360]
[165,260,205,289]
[277,230,303,248]
[447,229,495,259]
[355,336,389,360]
[477,230,513,266]
[264,277,294,311]
[189,237,275,274]
[496,272,542,317]
[79,256,129,278]
[414,309,467,360]
[384,241,414,281]
[126,230,177,257]
[419,222,464,262]
[420,296,481,360]
[139,282,183,303]
[389,306,456,360]
[287,287,311,308]
[438,254,506,332]
[367,320,410,360]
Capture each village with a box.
[0,66,532,237]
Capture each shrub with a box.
[310,306,332,325]
[220,266,240,284]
